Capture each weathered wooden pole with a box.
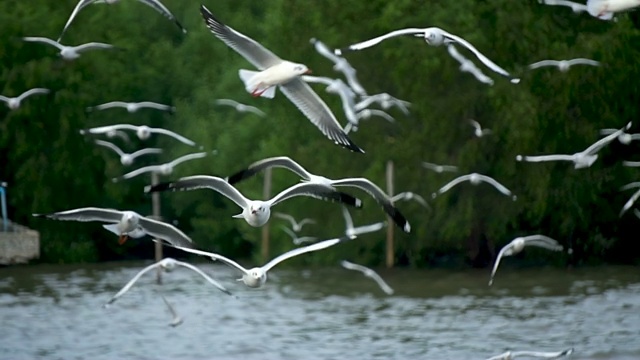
[151,172,163,284]
[385,160,394,268]
[261,168,272,263]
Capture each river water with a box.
[0,261,638,360]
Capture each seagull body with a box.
[391,192,430,210]
[528,58,600,72]
[432,173,516,200]
[281,226,317,246]
[104,257,230,305]
[199,5,362,153]
[86,101,175,113]
[470,119,492,137]
[422,162,458,173]
[113,152,207,181]
[214,99,266,117]
[80,124,199,146]
[587,0,640,19]
[539,0,588,13]
[489,235,564,286]
[485,348,574,360]
[145,175,362,227]
[341,260,394,295]
[273,212,316,232]
[32,207,194,247]
[58,0,186,42]
[341,206,386,239]
[335,27,519,83]
[94,139,162,166]
[309,38,367,96]
[354,93,411,115]
[161,295,183,327]
[225,156,411,233]
[22,37,114,60]
[0,88,50,110]
[447,44,494,85]
[164,237,351,288]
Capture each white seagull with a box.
[22,37,115,61]
[354,93,411,115]
[447,44,494,85]
[391,192,431,210]
[489,235,564,286]
[432,173,516,200]
[161,295,184,327]
[309,37,367,96]
[162,237,351,288]
[280,226,317,246]
[104,257,231,305]
[32,207,194,247]
[214,99,266,117]
[224,156,411,233]
[341,206,386,239]
[80,124,199,147]
[335,27,519,83]
[470,119,492,137]
[0,88,50,110]
[94,139,163,166]
[587,0,639,19]
[340,260,394,295]
[199,5,363,153]
[600,128,640,145]
[528,58,600,72]
[485,348,574,360]
[422,162,459,173]
[58,0,186,42]
[86,101,175,114]
[516,122,631,169]
[539,0,589,13]
[145,175,362,227]
[273,212,316,232]
[113,152,208,182]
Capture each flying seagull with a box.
[340,260,394,295]
[470,119,492,137]
[80,124,200,147]
[0,88,50,110]
[432,173,516,200]
[113,152,208,182]
[86,101,175,114]
[93,139,162,166]
[600,128,640,145]
[22,37,114,61]
[422,162,458,173]
[214,99,266,117]
[354,93,411,115]
[280,226,317,246]
[485,348,573,360]
[390,192,431,210]
[161,295,184,327]
[273,212,316,232]
[528,58,600,72]
[199,5,363,153]
[309,37,367,96]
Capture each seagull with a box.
[422,162,459,173]
[345,109,396,134]
[341,206,386,239]
[161,237,351,288]
[539,0,589,13]
[199,5,363,153]
[335,27,519,83]
[145,175,362,227]
[104,257,231,306]
[273,212,316,232]
[0,88,50,110]
[354,93,411,115]
[485,348,574,360]
[340,260,394,295]
[432,173,516,200]
[516,122,631,169]
[80,124,199,147]
[22,37,115,61]
[57,0,186,42]
[470,119,492,137]
[446,44,494,85]
[390,192,431,210]
[93,140,163,166]
[214,99,266,117]
[86,101,175,114]
[224,156,411,233]
[113,152,208,182]
[309,38,367,96]
[528,59,600,72]
[600,128,640,145]
[280,226,317,246]
[587,0,640,20]
[32,208,195,246]
[489,235,564,286]
[619,184,640,217]
[161,295,183,327]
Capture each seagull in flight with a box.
[447,44,494,85]
[113,152,208,182]
[214,99,266,117]
[391,192,431,210]
[600,127,640,145]
[22,37,115,61]
[224,156,411,233]
[104,257,231,306]
[341,206,386,239]
[309,37,367,96]
[432,173,516,200]
[199,5,363,153]
[86,101,175,114]
[0,88,50,110]
[489,235,564,286]
[470,119,492,137]
[422,162,458,173]
[528,58,600,72]
[280,226,317,246]
[145,175,362,228]
[485,348,573,360]
[93,139,162,166]
[354,93,411,115]
[273,212,316,232]
[80,124,200,147]
[161,295,184,327]
[340,260,394,295]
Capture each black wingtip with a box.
[226,169,250,186]
[145,181,176,193]
[382,203,411,233]
[337,192,363,209]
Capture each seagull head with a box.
[242,268,266,288]
[421,30,445,46]
[136,126,151,140]
[291,63,312,75]
[244,202,269,227]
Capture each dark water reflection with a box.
[0,262,639,359]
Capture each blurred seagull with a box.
[341,206,386,239]
[335,27,519,83]
[113,152,207,181]
[340,260,394,295]
[214,99,266,117]
[485,348,573,360]
[32,208,194,246]
[58,0,186,42]
[345,109,396,134]
[528,58,600,72]
[0,88,50,110]
[489,235,564,286]
[281,226,317,246]
[354,93,411,115]
[391,192,431,210]
[104,257,231,305]
[86,101,175,114]
[539,0,588,13]
[161,295,184,327]
[619,183,640,217]
[224,156,411,233]
[309,37,367,96]
[433,173,516,200]
[80,124,199,147]
[94,139,163,166]
[622,160,640,167]
[587,0,639,19]
[145,175,362,227]
[22,37,114,60]
[600,127,640,145]
[199,5,363,153]
[470,119,492,137]
[422,162,459,173]
[273,212,316,232]
[447,44,494,85]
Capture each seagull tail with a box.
[238,69,276,99]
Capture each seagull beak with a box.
[305,69,312,74]
[118,234,129,245]
[251,209,257,214]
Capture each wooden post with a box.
[261,168,272,263]
[151,172,163,285]
[385,160,394,268]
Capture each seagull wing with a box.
[175,260,232,296]
[489,242,514,286]
[521,235,564,251]
[280,225,297,240]
[446,44,467,63]
[435,174,472,195]
[351,222,386,236]
[341,205,355,232]
[81,124,139,135]
[584,122,630,154]
[33,207,124,223]
[566,58,600,67]
[57,0,95,42]
[518,155,575,162]
[145,175,249,209]
[469,119,481,130]
[268,182,359,208]
[23,37,65,50]
[475,174,514,197]
[511,348,574,358]
[226,156,314,185]
[90,101,129,111]
[244,105,266,117]
[214,99,240,107]
[262,236,349,272]
[620,188,640,217]
[166,152,207,167]
[167,243,249,275]
[136,101,173,111]
[341,260,393,295]
[115,165,161,181]
[128,148,163,159]
[17,88,50,101]
[273,212,296,227]
[161,294,180,320]
[149,128,197,146]
[94,139,125,156]
[528,60,560,69]
[137,0,186,33]
[310,37,343,63]
[336,28,428,53]
[138,217,194,248]
[74,42,115,53]
[105,262,160,305]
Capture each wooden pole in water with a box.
[151,172,163,285]
[261,168,272,263]
[385,160,394,268]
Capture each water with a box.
[0,261,639,360]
